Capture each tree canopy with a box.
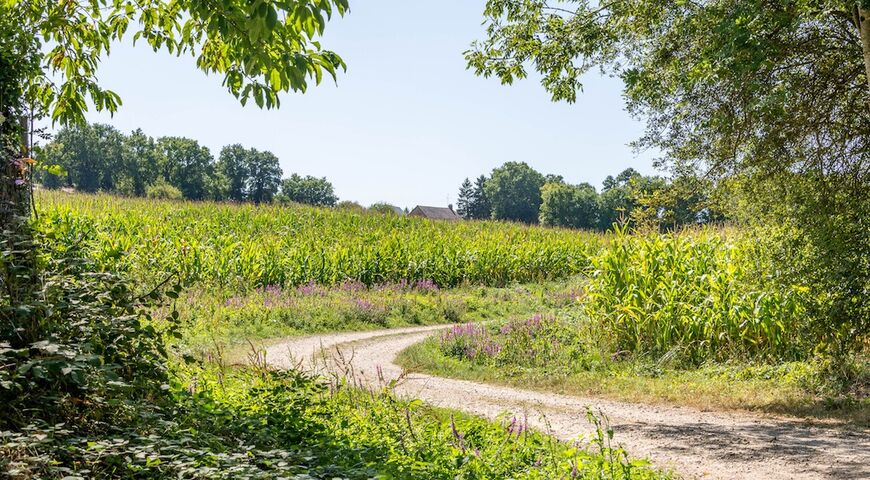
[8,0,348,125]
[485,161,545,223]
[280,173,338,207]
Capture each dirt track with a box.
[264,325,870,480]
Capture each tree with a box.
[369,202,402,215]
[119,129,160,196]
[467,0,870,350]
[457,175,493,220]
[280,173,337,207]
[217,144,251,202]
[157,137,215,201]
[247,150,282,204]
[455,178,474,219]
[40,123,123,193]
[539,182,598,229]
[485,162,545,223]
[469,175,492,220]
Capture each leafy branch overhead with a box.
[9,0,348,124]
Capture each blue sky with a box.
[80,1,657,208]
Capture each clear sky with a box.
[79,1,657,209]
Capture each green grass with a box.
[171,277,585,354]
[398,325,870,426]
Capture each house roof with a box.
[410,205,460,220]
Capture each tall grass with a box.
[37,191,600,289]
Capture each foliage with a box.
[456,175,491,220]
[466,0,870,354]
[41,124,288,204]
[368,202,402,215]
[0,15,40,221]
[539,181,599,229]
[38,191,601,289]
[246,149,282,204]
[279,173,338,207]
[119,129,161,197]
[485,161,545,223]
[177,279,565,352]
[216,144,250,202]
[585,226,809,364]
[146,178,184,200]
[37,123,124,193]
[336,200,365,212]
[156,136,217,201]
[8,0,347,125]
[1,216,662,479]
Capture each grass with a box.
[397,323,870,426]
[171,277,585,354]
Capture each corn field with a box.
[584,226,809,362]
[37,191,810,361]
[36,191,601,288]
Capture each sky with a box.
[78,1,658,209]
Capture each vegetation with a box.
[456,175,491,220]
[178,278,564,354]
[279,173,338,207]
[539,181,599,229]
[457,164,716,231]
[485,161,545,223]
[37,191,601,289]
[466,0,870,356]
[38,123,338,206]
[397,226,869,423]
[2,224,664,479]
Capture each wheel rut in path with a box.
[264,325,870,480]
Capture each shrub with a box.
[145,179,183,200]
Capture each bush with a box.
[146,179,183,200]
[336,200,365,212]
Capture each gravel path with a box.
[264,325,870,480]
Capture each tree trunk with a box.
[858,7,870,106]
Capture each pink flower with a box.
[14,179,26,186]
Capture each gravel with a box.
[265,325,870,480]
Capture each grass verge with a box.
[397,333,870,427]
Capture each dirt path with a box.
[264,326,869,480]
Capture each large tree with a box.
[455,178,475,219]
[120,129,161,197]
[467,0,870,351]
[539,181,599,229]
[247,149,282,204]
[280,173,338,206]
[40,123,124,193]
[217,144,251,202]
[485,161,545,223]
[469,175,493,220]
[157,137,215,201]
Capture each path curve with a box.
[264,326,869,480]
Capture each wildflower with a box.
[14,178,26,186]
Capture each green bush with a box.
[145,179,183,200]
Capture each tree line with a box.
[37,123,339,207]
[456,161,721,230]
